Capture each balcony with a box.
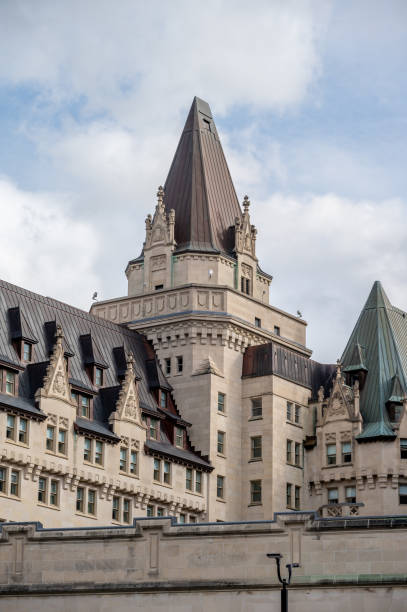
[318,502,364,518]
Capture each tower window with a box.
[176,355,183,374]
[165,358,171,375]
[255,317,261,328]
[326,444,336,465]
[274,326,280,336]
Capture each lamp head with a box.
[267,553,282,559]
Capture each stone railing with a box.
[318,502,364,517]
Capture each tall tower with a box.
[91,97,310,521]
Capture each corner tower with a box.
[91,97,310,521]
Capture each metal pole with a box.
[267,553,299,612]
[281,580,287,612]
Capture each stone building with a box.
[0,97,407,527]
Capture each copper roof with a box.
[163,97,242,256]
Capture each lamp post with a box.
[266,553,299,612]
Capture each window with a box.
[38,477,59,507]
[342,442,352,463]
[6,415,15,440]
[5,371,15,395]
[286,402,292,421]
[120,447,137,475]
[76,487,96,516]
[294,486,300,510]
[112,496,132,523]
[146,504,154,517]
[112,496,119,521]
[50,480,58,506]
[250,480,262,504]
[56,429,66,454]
[399,485,407,504]
[95,367,103,387]
[38,477,47,503]
[95,441,103,465]
[294,442,301,467]
[155,284,164,291]
[80,395,90,418]
[10,470,19,496]
[150,418,159,440]
[22,342,32,362]
[154,458,161,482]
[286,483,292,508]
[76,487,84,512]
[294,405,301,424]
[176,356,183,374]
[186,468,193,490]
[328,488,338,504]
[130,450,138,475]
[84,438,92,462]
[251,397,262,418]
[217,392,225,413]
[216,475,224,499]
[327,444,337,465]
[286,439,292,463]
[0,468,6,493]
[189,515,197,523]
[250,436,262,459]
[165,358,171,375]
[46,425,55,451]
[157,507,165,517]
[160,391,167,410]
[175,427,184,448]
[274,325,280,336]
[345,486,356,503]
[241,276,250,295]
[163,461,171,485]
[195,471,202,494]
[255,317,261,328]
[123,498,131,524]
[217,431,225,455]
[120,447,127,471]
[400,439,407,459]
[179,513,186,524]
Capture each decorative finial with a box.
[336,359,342,377]
[157,185,164,203]
[127,353,135,367]
[55,324,64,345]
[243,195,250,214]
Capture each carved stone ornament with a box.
[322,363,354,423]
[144,186,176,250]
[340,430,352,442]
[234,195,257,257]
[40,325,74,406]
[325,432,336,442]
[111,354,143,426]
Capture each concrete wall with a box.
[1,513,407,611]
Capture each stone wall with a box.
[1,513,407,611]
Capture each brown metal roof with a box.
[163,97,242,256]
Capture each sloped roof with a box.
[163,97,242,256]
[341,281,407,441]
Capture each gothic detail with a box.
[234,195,257,257]
[110,354,144,426]
[144,187,176,250]
[192,357,224,378]
[38,326,73,406]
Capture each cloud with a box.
[0,177,100,307]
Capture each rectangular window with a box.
[50,480,58,506]
[401,439,407,459]
[255,317,261,328]
[146,504,154,517]
[80,395,90,418]
[123,498,131,524]
[294,442,301,467]
[217,431,225,455]
[250,480,262,504]
[18,418,28,444]
[286,439,292,463]
[58,429,66,455]
[46,425,55,451]
[216,475,224,499]
[120,448,127,471]
[150,418,159,439]
[286,483,292,508]
[10,470,19,496]
[251,397,262,418]
[342,442,352,463]
[176,355,183,373]
[153,458,161,482]
[76,487,84,512]
[6,415,15,440]
[157,507,165,517]
[23,342,32,362]
[84,437,92,462]
[95,441,103,465]
[251,436,262,459]
[327,444,337,465]
[274,325,280,336]
[130,451,137,475]
[195,471,202,494]
[245,278,250,294]
[189,515,197,523]
[217,392,225,413]
[179,513,186,524]
[294,405,301,424]
[95,367,103,386]
[38,477,47,503]
[328,488,339,504]
[0,468,6,493]
[155,284,164,291]
[165,358,171,375]
[87,489,96,515]
[286,402,292,421]
[186,468,193,491]
[112,496,120,520]
[163,461,171,485]
[5,371,15,395]
[345,486,356,503]
[175,427,184,448]
[399,485,407,504]
[160,391,167,410]
[294,486,300,510]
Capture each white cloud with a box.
[0,177,100,307]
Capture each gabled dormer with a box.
[79,333,109,387]
[386,372,405,424]
[343,342,368,390]
[8,306,38,362]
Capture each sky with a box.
[0,0,406,362]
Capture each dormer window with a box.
[71,390,92,419]
[5,371,15,395]
[150,417,159,440]
[22,341,32,362]
[95,367,103,387]
[160,390,167,410]
[175,426,184,448]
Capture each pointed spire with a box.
[163,97,242,255]
[364,280,392,310]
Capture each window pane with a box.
[95,441,103,464]
[38,477,46,503]
[18,418,27,443]
[88,489,96,515]
[95,367,103,386]
[163,461,171,484]
[294,405,301,423]
[123,498,130,523]
[286,483,292,508]
[84,438,91,461]
[250,480,262,504]
[217,431,225,454]
[120,447,127,471]
[5,371,15,394]
[328,488,338,503]
[160,392,167,410]
[23,342,32,361]
[216,475,224,499]
[112,496,119,520]
[251,398,262,418]
[146,504,154,517]
[6,415,15,439]
[50,480,58,506]
[150,418,158,439]
[130,451,137,474]
[186,468,192,490]
[154,458,161,481]
[58,430,66,454]
[195,471,202,493]
[76,487,84,512]
[217,392,225,412]
[286,402,292,421]
[0,468,6,493]
[175,427,184,447]
[10,470,19,496]
[251,436,262,459]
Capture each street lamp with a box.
[267,553,299,612]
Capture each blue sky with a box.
[0,0,406,361]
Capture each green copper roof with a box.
[341,281,407,441]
